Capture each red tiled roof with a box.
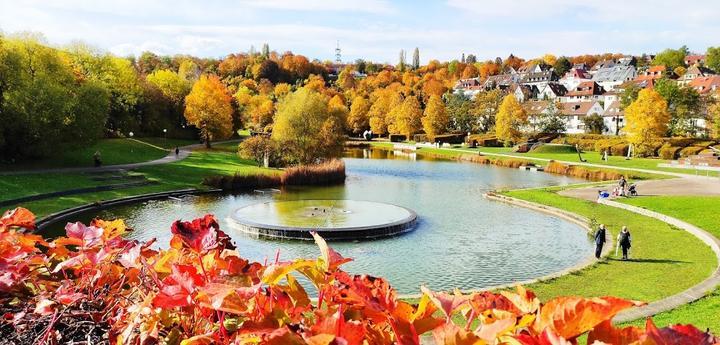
[566,81,603,97]
[647,65,666,73]
[688,76,720,94]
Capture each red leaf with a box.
[535,296,644,339]
[65,222,104,247]
[645,318,719,345]
[170,214,235,253]
[587,319,645,344]
[0,208,35,231]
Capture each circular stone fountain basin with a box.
[228,199,417,240]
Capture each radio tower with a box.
[335,40,342,64]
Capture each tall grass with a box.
[281,160,346,186]
[202,160,346,190]
[544,161,624,181]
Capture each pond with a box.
[53,148,593,294]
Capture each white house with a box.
[592,65,637,91]
[560,67,592,90]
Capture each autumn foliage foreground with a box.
[0,208,717,345]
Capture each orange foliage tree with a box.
[184,74,234,148]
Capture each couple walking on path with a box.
[594,224,632,260]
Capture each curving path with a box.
[0,139,241,176]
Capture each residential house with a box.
[512,84,537,102]
[560,101,605,134]
[483,73,519,91]
[560,67,592,90]
[591,65,637,91]
[631,65,669,89]
[453,78,484,97]
[562,81,605,102]
[688,75,720,95]
[678,65,716,86]
[602,100,624,135]
[685,55,706,66]
[536,83,567,100]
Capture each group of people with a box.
[597,176,637,202]
[594,224,633,260]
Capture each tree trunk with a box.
[205,134,211,149]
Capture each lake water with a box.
[57,148,593,294]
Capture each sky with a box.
[1,0,719,63]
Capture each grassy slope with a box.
[503,188,716,303]
[617,196,720,330]
[135,137,198,150]
[1,139,173,170]
[6,150,276,217]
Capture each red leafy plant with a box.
[0,207,718,344]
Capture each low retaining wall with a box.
[36,188,220,231]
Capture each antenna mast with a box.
[335,40,342,64]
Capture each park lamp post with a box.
[163,128,167,139]
[129,132,134,153]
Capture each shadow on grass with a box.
[607,257,691,264]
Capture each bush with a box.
[610,143,629,156]
[238,136,283,167]
[544,161,624,181]
[412,134,428,143]
[658,143,682,160]
[679,146,706,157]
[530,144,577,154]
[202,172,281,190]
[433,133,465,144]
[389,134,407,142]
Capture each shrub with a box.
[433,133,465,144]
[610,143,629,156]
[389,134,407,142]
[202,172,281,190]
[530,144,577,154]
[679,146,706,157]
[238,136,283,167]
[658,143,682,160]
[412,134,428,143]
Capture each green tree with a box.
[445,92,474,132]
[706,47,720,72]
[422,95,449,141]
[654,78,701,136]
[620,83,642,110]
[537,101,566,134]
[553,57,572,76]
[184,75,234,148]
[495,94,527,145]
[146,69,192,105]
[652,46,689,70]
[272,88,345,164]
[582,114,606,134]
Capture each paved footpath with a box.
[0,139,241,176]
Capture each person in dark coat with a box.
[594,224,607,259]
[175,147,180,156]
[618,226,632,260]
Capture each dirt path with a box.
[559,176,720,201]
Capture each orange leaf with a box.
[587,319,645,345]
[535,296,644,339]
[431,323,485,345]
[421,286,471,318]
[0,207,35,231]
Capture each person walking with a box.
[175,146,180,157]
[617,226,632,260]
[93,150,102,167]
[618,176,627,196]
[594,224,607,259]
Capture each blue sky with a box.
[1,0,719,63]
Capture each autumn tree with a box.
[391,95,423,138]
[495,94,528,145]
[272,87,345,164]
[422,95,448,141]
[184,75,234,148]
[146,69,191,105]
[473,89,504,132]
[347,96,371,134]
[624,89,670,156]
[654,78,701,136]
[368,88,402,135]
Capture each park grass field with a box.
[503,188,716,303]
[615,196,720,330]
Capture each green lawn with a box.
[1,138,170,170]
[135,137,198,150]
[3,150,275,217]
[616,196,720,330]
[503,188,716,303]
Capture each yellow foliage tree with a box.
[421,95,448,141]
[393,96,423,138]
[272,87,345,164]
[184,74,234,148]
[707,93,720,139]
[624,89,670,156]
[368,89,402,135]
[495,94,528,145]
[347,96,371,134]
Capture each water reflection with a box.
[57,148,593,293]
